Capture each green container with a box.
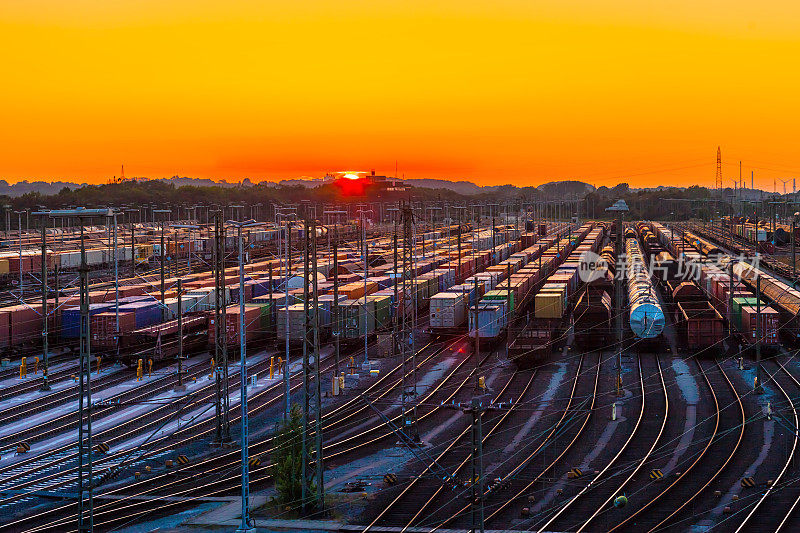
[483,289,514,313]
[250,301,273,331]
[367,294,391,329]
[343,298,376,339]
[731,297,764,331]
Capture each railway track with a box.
[729,358,800,532]
[531,352,664,532]
[360,347,533,530]
[0,365,131,428]
[599,356,743,532]
[416,347,601,531]
[4,337,458,531]
[0,355,271,498]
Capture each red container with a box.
[7,304,41,345]
[208,305,263,345]
[8,256,33,274]
[741,306,780,346]
[0,311,10,348]
[91,312,136,349]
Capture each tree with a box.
[271,404,314,508]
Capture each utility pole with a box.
[78,220,92,533]
[111,212,120,361]
[39,214,50,391]
[230,218,260,533]
[357,206,374,369]
[301,219,311,514]
[755,275,763,393]
[212,212,231,443]
[311,219,324,512]
[606,200,629,397]
[35,208,110,533]
[154,209,170,304]
[794,212,799,283]
[176,278,185,391]
[401,202,419,441]
[324,208,347,376]
[277,208,297,419]
[474,276,480,390]
[15,210,23,298]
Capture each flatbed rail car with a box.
[117,314,209,367]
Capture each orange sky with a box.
[3,1,800,189]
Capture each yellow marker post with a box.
[136,359,143,381]
[20,357,27,379]
[349,357,355,375]
[210,357,215,380]
[277,357,284,374]
[340,372,346,391]
[148,359,153,378]
[269,356,274,379]
[33,356,39,375]
[96,356,102,375]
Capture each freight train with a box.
[650,222,780,353]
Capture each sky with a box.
[2,0,800,189]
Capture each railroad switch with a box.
[176,455,189,465]
[741,477,756,488]
[649,469,663,481]
[16,442,30,454]
[383,473,399,486]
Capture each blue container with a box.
[119,301,162,329]
[61,303,113,338]
[249,279,271,298]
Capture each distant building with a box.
[367,170,406,191]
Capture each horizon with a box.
[3,1,800,189]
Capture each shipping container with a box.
[430,292,467,329]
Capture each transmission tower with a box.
[716,146,723,191]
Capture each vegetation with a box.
[271,404,315,509]
[0,176,767,224]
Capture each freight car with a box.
[117,314,209,367]
[626,237,665,341]
[509,223,603,368]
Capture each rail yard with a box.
[4,201,800,533]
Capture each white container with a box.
[430,292,467,329]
